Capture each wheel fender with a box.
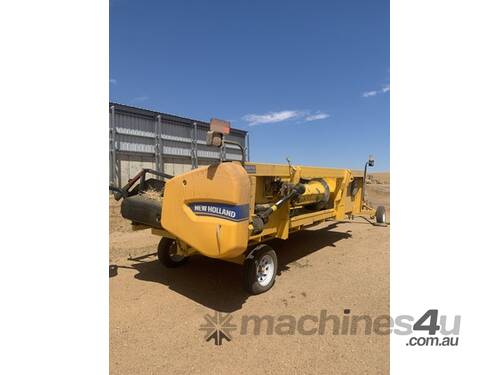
[245,247,259,260]
[245,244,266,260]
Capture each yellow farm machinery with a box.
[111,119,386,294]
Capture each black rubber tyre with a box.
[243,244,278,295]
[375,206,386,224]
[157,237,188,268]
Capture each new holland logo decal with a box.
[189,202,249,222]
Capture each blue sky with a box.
[110,0,389,171]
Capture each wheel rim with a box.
[256,254,275,287]
[382,212,386,223]
[169,243,185,262]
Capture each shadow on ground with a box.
[110,222,352,313]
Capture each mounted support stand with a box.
[206,118,246,164]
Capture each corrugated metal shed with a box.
[109,103,249,186]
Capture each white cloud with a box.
[242,110,331,126]
[242,110,303,126]
[362,90,378,98]
[362,84,390,98]
[305,112,330,122]
[109,78,117,84]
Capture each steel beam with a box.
[191,122,199,169]
[246,133,250,161]
[155,115,164,177]
[109,105,118,186]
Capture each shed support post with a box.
[191,122,199,169]
[155,115,164,178]
[245,133,250,161]
[110,105,119,186]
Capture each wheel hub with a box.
[256,254,275,287]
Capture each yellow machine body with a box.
[154,161,374,262]
[161,163,250,259]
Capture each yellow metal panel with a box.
[290,209,336,228]
[244,162,351,179]
[161,163,250,259]
[249,226,278,241]
[249,176,257,216]
[242,162,295,177]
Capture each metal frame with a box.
[222,139,246,163]
[155,115,164,176]
[110,168,174,200]
[109,105,119,186]
[191,122,199,169]
[245,133,250,161]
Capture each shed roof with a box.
[109,102,247,136]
